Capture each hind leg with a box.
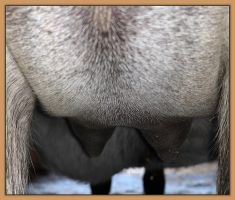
[143,167,165,194]
[90,179,112,194]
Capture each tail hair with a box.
[217,11,230,194]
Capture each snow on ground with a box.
[28,162,217,195]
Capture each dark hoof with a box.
[91,179,111,194]
[143,168,165,194]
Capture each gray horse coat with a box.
[6,6,229,194]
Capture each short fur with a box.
[6,6,229,194]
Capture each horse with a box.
[6,6,229,194]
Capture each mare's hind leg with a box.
[91,179,112,194]
[143,166,165,194]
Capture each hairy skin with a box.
[6,6,229,194]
